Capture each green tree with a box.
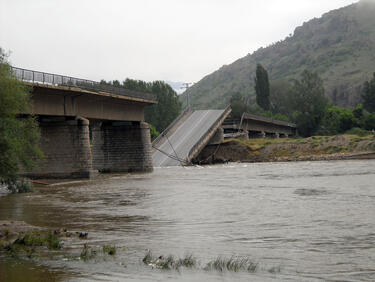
[363,113,375,131]
[318,106,356,135]
[229,92,247,119]
[269,80,293,115]
[362,73,375,113]
[290,70,328,136]
[0,48,42,190]
[146,81,181,132]
[254,64,271,111]
[101,78,181,133]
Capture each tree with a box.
[254,63,270,111]
[0,48,42,191]
[362,73,375,112]
[318,106,356,135]
[290,70,328,136]
[146,81,181,132]
[269,80,293,115]
[100,78,181,133]
[229,92,247,119]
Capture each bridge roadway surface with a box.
[152,110,225,167]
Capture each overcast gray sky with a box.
[0,0,358,83]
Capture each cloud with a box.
[0,0,358,82]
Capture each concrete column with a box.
[26,116,96,179]
[91,121,153,173]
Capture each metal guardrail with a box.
[11,66,156,102]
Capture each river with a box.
[1,160,375,281]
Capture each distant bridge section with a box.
[223,113,296,138]
[152,107,231,167]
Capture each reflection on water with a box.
[1,160,375,281]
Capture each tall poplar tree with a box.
[362,73,375,113]
[254,63,270,111]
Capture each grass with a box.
[142,252,266,273]
[223,133,375,161]
[2,227,10,238]
[1,231,62,258]
[80,245,99,261]
[143,251,197,270]
[204,256,258,273]
[12,231,62,250]
[80,244,118,261]
[103,245,116,255]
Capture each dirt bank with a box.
[194,134,375,164]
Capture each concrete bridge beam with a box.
[91,121,153,173]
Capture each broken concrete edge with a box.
[187,106,232,164]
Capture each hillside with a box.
[182,0,375,109]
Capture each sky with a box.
[0,0,359,84]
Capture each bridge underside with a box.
[31,84,150,121]
[223,113,296,139]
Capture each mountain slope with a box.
[182,0,375,109]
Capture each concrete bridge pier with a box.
[26,116,97,179]
[91,121,153,173]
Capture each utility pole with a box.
[181,82,193,110]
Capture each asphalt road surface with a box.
[152,110,225,167]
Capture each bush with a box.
[149,125,159,141]
[318,106,357,135]
[0,48,42,190]
[345,127,373,137]
[2,179,34,194]
[364,113,375,131]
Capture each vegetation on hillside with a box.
[0,48,42,192]
[362,72,375,112]
[100,79,181,137]
[229,67,375,137]
[181,0,375,110]
[254,64,270,111]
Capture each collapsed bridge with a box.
[152,109,296,167]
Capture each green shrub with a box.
[345,127,372,137]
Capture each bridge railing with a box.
[11,66,156,102]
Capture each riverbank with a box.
[194,134,375,164]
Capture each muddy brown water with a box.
[1,160,375,281]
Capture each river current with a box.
[1,160,375,281]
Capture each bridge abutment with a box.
[91,121,153,173]
[25,116,97,179]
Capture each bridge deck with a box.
[11,66,156,104]
[152,109,229,167]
